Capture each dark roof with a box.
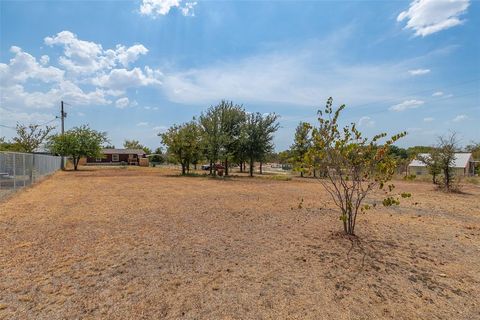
[102,148,146,155]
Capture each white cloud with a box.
[423,117,434,122]
[93,67,162,90]
[45,31,111,74]
[0,46,64,84]
[397,0,470,37]
[0,31,159,117]
[115,97,130,109]
[0,81,110,110]
[44,31,149,74]
[140,0,196,17]
[40,55,50,65]
[452,114,467,122]
[432,91,443,96]
[408,68,430,76]
[358,116,375,127]
[136,121,149,126]
[390,99,424,111]
[181,2,197,16]
[114,44,149,67]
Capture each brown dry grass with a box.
[0,166,479,319]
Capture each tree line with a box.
[287,120,479,191]
[159,100,279,176]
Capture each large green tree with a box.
[48,125,108,170]
[199,106,221,175]
[199,100,245,175]
[291,122,312,177]
[160,120,202,175]
[244,112,279,177]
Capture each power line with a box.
[0,124,16,130]
[38,118,58,126]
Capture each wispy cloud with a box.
[397,0,470,37]
[389,99,424,112]
[408,68,430,76]
[358,116,375,127]
[452,114,467,122]
[423,117,434,122]
[136,121,149,126]
[160,31,430,108]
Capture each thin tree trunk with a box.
[209,160,213,175]
[225,157,229,176]
[74,157,79,171]
[239,162,243,172]
[249,158,254,177]
[181,163,186,175]
[259,162,263,174]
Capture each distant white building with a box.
[408,153,475,176]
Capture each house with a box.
[408,153,475,176]
[86,148,148,166]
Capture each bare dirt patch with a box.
[0,167,479,319]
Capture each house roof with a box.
[102,148,146,155]
[409,153,472,168]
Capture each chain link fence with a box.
[0,152,62,198]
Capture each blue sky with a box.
[0,0,479,150]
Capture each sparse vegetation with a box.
[305,98,409,235]
[0,124,55,152]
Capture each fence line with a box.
[0,152,62,197]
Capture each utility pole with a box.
[61,101,66,135]
[59,101,67,169]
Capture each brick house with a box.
[86,148,147,165]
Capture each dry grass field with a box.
[0,166,479,319]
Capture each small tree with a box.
[308,98,408,235]
[436,133,458,191]
[418,149,442,184]
[150,147,165,164]
[291,122,312,177]
[13,123,55,152]
[48,125,108,170]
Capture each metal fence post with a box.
[13,154,16,190]
[23,154,26,187]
